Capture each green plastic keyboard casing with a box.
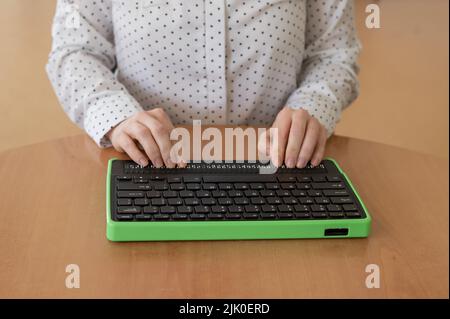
[106,158,371,241]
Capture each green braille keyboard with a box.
[106,158,371,241]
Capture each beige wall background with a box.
[0,0,448,158]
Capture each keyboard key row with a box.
[115,210,361,221]
[118,196,353,207]
[117,189,349,199]
[116,203,359,215]
[116,178,344,191]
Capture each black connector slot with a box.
[324,228,349,236]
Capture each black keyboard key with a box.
[281,183,296,190]
[234,197,249,205]
[278,213,294,219]
[202,183,217,190]
[116,214,134,221]
[296,183,311,190]
[134,177,149,183]
[186,183,201,190]
[312,176,327,182]
[146,191,161,198]
[315,197,330,204]
[346,212,361,218]
[265,183,280,190]
[219,183,233,190]
[311,205,326,212]
[196,190,211,198]
[329,212,345,218]
[260,190,276,197]
[225,213,241,220]
[244,190,259,197]
[143,206,159,214]
[117,199,132,206]
[343,204,358,212]
[194,206,210,214]
[183,176,201,183]
[245,205,260,213]
[283,197,298,204]
[211,206,228,213]
[117,191,144,198]
[134,198,150,206]
[323,190,349,197]
[251,197,265,205]
[170,183,185,190]
[135,214,152,221]
[212,190,227,197]
[299,197,314,204]
[172,214,188,220]
[168,198,183,206]
[260,213,277,219]
[266,197,282,205]
[261,205,277,212]
[190,214,206,220]
[228,190,244,197]
[291,190,307,197]
[250,183,264,190]
[162,190,177,198]
[184,198,200,206]
[277,176,297,182]
[151,198,166,206]
[201,198,216,205]
[116,176,131,181]
[294,213,310,219]
[327,176,341,182]
[307,190,322,197]
[167,176,182,183]
[208,213,224,220]
[149,175,165,181]
[278,205,293,212]
[203,175,276,183]
[117,206,141,214]
[311,212,328,219]
[177,206,193,215]
[154,182,169,190]
[234,183,249,190]
[153,214,170,220]
[117,183,151,191]
[297,176,311,182]
[293,205,309,212]
[177,206,193,214]
[160,206,176,214]
[218,198,234,205]
[331,197,353,204]
[228,206,244,213]
[243,213,259,219]
[276,190,291,197]
[312,182,345,190]
[327,204,342,212]
[179,190,194,198]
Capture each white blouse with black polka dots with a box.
[46,0,361,147]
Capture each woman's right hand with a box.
[107,108,178,168]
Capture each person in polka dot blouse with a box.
[47,0,361,168]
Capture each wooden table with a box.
[0,132,448,298]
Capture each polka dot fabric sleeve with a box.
[46,0,143,147]
[285,0,362,136]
